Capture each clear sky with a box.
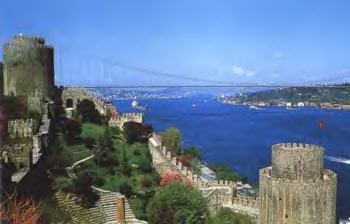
[1,0,350,86]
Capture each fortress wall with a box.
[232,195,259,209]
[1,143,33,170]
[149,134,237,189]
[109,112,144,129]
[8,119,35,139]
[259,167,337,224]
[62,87,114,116]
[1,117,51,181]
[0,62,3,98]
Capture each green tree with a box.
[123,121,153,144]
[103,127,114,150]
[76,99,100,123]
[209,164,244,182]
[71,173,99,208]
[119,181,133,198]
[160,127,183,155]
[64,119,82,144]
[147,183,210,224]
[184,146,201,160]
[94,136,118,168]
[211,207,253,224]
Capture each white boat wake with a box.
[325,156,350,165]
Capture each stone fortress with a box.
[0,34,338,223]
[148,135,337,223]
[0,35,54,183]
[148,134,259,216]
[2,34,54,113]
[259,143,337,224]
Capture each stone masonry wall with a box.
[148,134,241,213]
[2,35,54,113]
[62,87,112,116]
[109,113,144,129]
[259,143,337,224]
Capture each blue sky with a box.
[1,0,350,86]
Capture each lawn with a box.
[80,122,106,140]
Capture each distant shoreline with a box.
[219,99,350,111]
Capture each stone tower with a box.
[0,61,3,98]
[2,35,54,112]
[259,143,337,224]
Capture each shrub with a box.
[160,127,182,155]
[140,176,152,188]
[133,148,141,156]
[147,183,209,224]
[211,207,253,224]
[84,138,95,149]
[71,173,99,208]
[0,196,41,224]
[183,146,201,160]
[76,99,100,123]
[64,119,82,144]
[119,182,133,198]
[123,122,153,144]
[52,176,73,191]
[138,157,152,173]
[209,164,244,182]
[160,171,192,188]
[100,151,119,168]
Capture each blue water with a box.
[112,95,350,218]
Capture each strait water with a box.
[112,94,350,218]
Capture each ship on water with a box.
[131,100,147,111]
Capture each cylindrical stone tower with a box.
[259,143,337,224]
[2,35,54,112]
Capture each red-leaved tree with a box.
[160,170,192,188]
[0,197,41,224]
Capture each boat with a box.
[192,104,196,107]
[286,106,293,110]
[131,100,138,107]
[249,105,261,110]
[131,100,147,111]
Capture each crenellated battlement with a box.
[2,35,54,107]
[260,167,336,186]
[272,142,323,151]
[12,35,45,44]
[259,143,337,224]
[109,112,143,129]
[62,87,112,116]
[149,134,237,189]
[3,43,54,50]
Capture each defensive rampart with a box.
[148,134,242,213]
[109,113,143,129]
[259,143,337,224]
[62,87,113,116]
[0,117,51,183]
